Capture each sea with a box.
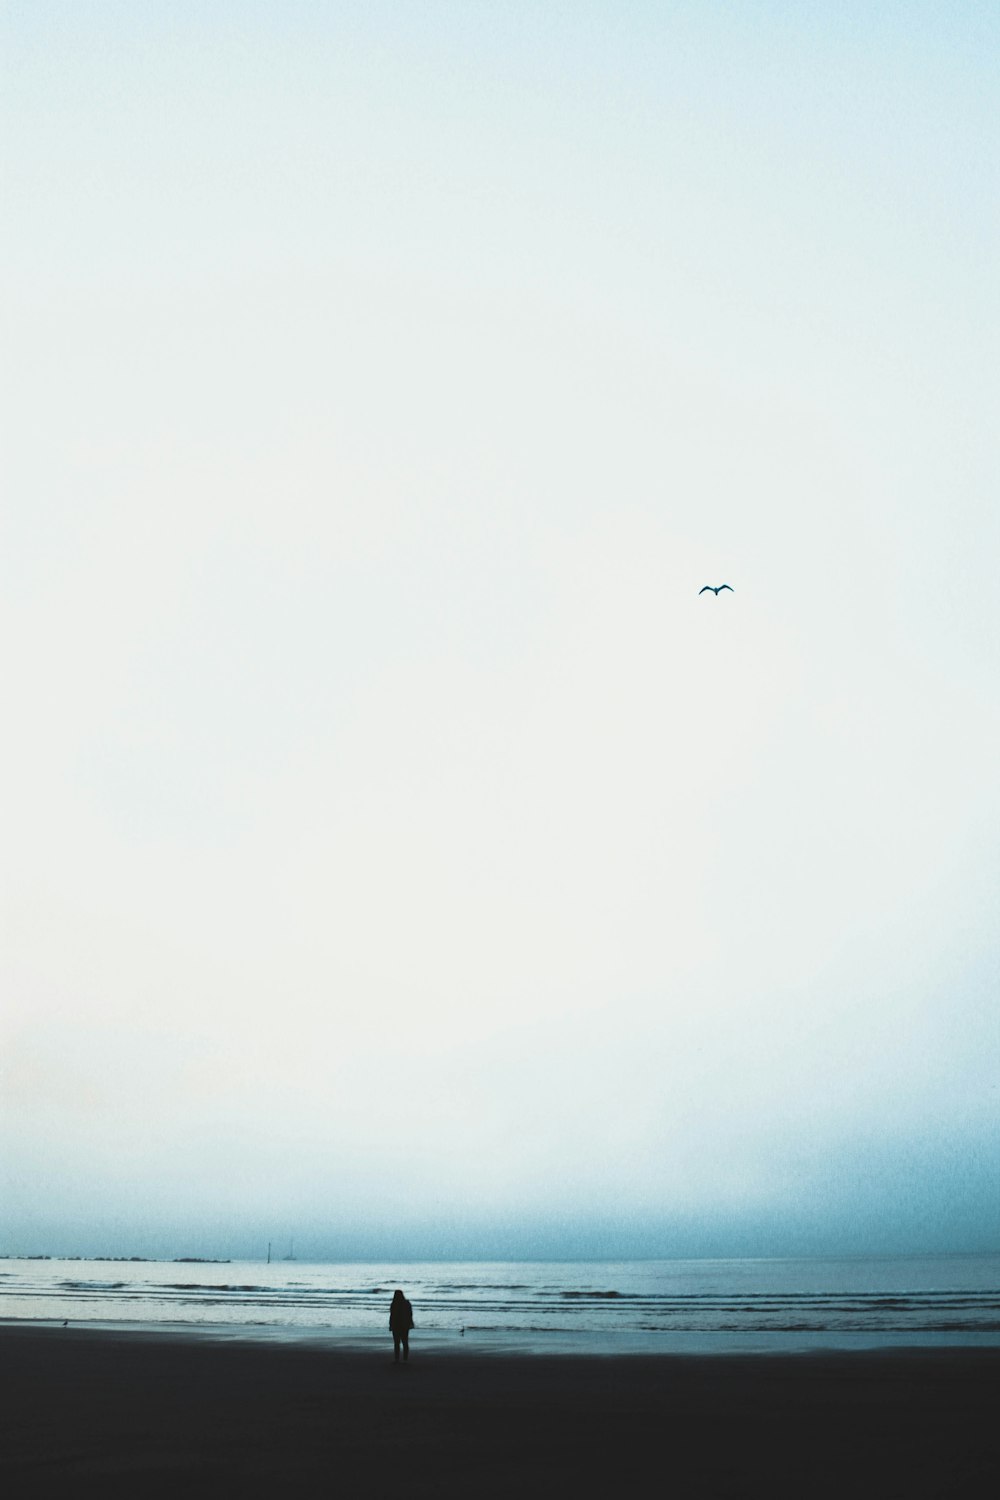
[2,1254,999,1354]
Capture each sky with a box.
[2,1,997,1261]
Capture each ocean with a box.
[2,1254,998,1354]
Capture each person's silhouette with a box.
[389,1288,414,1363]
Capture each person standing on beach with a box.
[389,1288,414,1363]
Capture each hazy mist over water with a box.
[2,4,997,1263]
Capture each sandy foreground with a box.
[2,1325,998,1498]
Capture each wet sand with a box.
[2,1325,998,1497]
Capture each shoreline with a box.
[3,1324,999,1496]
[4,1312,1000,1357]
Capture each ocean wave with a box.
[558,1290,628,1300]
[57,1280,126,1291]
[433,1283,532,1292]
[3,1256,998,1346]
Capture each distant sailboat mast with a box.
[266,1241,271,1265]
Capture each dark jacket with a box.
[389,1295,414,1332]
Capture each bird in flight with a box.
[699,584,734,595]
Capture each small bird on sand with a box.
[699,584,733,595]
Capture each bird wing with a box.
[698,586,712,593]
[719,584,733,592]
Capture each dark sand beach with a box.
[2,1326,998,1498]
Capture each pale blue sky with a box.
[2,2,997,1258]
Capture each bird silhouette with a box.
[699,584,733,595]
